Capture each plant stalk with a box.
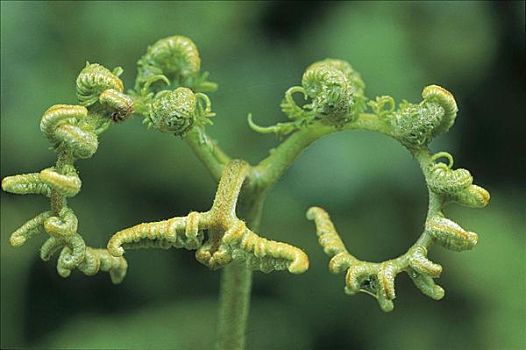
[216,186,265,350]
[216,262,253,350]
[205,112,390,350]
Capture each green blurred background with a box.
[1,1,524,349]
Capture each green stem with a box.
[50,151,74,214]
[255,113,390,188]
[412,147,443,248]
[216,262,253,350]
[216,187,265,350]
[183,127,262,349]
[255,126,331,188]
[192,112,390,349]
[184,128,231,182]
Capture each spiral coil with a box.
[307,145,489,311]
[2,35,491,315]
[2,63,133,283]
[135,35,216,95]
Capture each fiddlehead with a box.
[249,58,367,137]
[129,36,230,182]
[376,84,458,149]
[99,89,134,123]
[9,212,53,247]
[135,35,217,96]
[76,63,125,107]
[2,62,135,283]
[39,166,82,197]
[2,34,491,331]
[145,87,214,136]
[108,160,309,275]
[308,207,445,312]
[254,64,489,311]
[1,173,52,197]
[306,87,489,310]
[421,84,458,135]
[107,217,201,257]
[426,152,489,208]
[301,59,366,126]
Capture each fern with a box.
[2,35,489,350]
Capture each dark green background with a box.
[1,1,524,349]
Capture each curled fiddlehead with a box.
[306,87,489,310]
[1,174,52,197]
[302,59,366,125]
[142,35,201,78]
[76,63,125,106]
[57,245,127,284]
[285,79,490,312]
[108,160,309,275]
[77,63,135,127]
[2,35,491,323]
[307,207,445,312]
[249,58,367,137]
[426,152,489,208]
[378,84,459,149]
[40,104,98,159]
[145,87,214,136]
[245,61,488,310]
[9,211,53,247]
[2,62,134,283]
[421,85,458,135]
[135,35,217,96]
[99,89,134,123]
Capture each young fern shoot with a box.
[2,34,490,350]
[107,160,309,274]
[304,84,489,311]
[2,63,132,282]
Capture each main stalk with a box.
[216,185,266,350]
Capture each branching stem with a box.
[193,112,392,349]
[215,165,264,350]
[2,34,491,348]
